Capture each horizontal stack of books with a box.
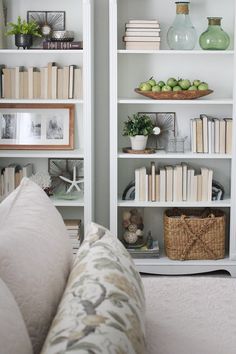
[123,20,161,50]
[190,115,232,154]
[135,162,214,203]
[0,63,82,100]
[64,219,81,255]
[43,41,83,50]
[0,163,33,201]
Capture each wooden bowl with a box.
[134,88,214,100]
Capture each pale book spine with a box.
[182,163,187,201]
[187,169,192,201]
[201,168,209,202]
[151,162,156,202]
[192,175,198,202]
[148,174,152,202]
[201,115,208,153]
[125,31,160,37]
[19,72,24,99]
[165,166,173,202]
[159,168,166,202]
[219,120,226,154]
[10,68,15,99]
[208,120,212,154]
[196,118,203,153]
[125,42,160,50]
[2,69,11,99]
[47,63,54,99]
[69,65,75,99]
[62,66,69,99]
[123,36,161,42]
[214,119,220,153]
[135,169,140,201]
[197,175,202,202]
[225,119,232,154]
[190,119,197,153]
[155,174,160,202]
[145,173,148,202]
[15,67,20,99]
[51,66,58,99]
[190,170,195,202]
[176,165,183,202]
[211,120,215,153]
[208,169,213,202]
[128,20,159,24]
[126,23,160,28]
[28,67,34,100]
[33,72,41,99]
[23,72,29,99]
[57,68,64,100]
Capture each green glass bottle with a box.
[199,17,230,50]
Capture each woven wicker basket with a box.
[164,208,225,261]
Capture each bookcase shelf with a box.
[0,0,94,233]
[117,199,231,208]
[118,50,235,55]
[110,0,236,276]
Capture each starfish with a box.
[59,166,84,193]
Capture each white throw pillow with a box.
[0,277,33,354]
[0,178,73,354]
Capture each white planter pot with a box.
[130,135,148,150]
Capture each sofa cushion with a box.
[41,222,146,354]
[0,178,73,354]
[0,277,33,354]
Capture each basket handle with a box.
[179,215,218,261]
[172,207,215,219]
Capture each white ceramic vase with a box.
[130,135,148,150]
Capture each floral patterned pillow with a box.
[41,222,146,354]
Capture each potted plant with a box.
[6,16,41,49]
[123,113,155,150]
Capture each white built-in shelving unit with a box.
[109,0,236,276]
[0,0,94,231]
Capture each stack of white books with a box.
[64,219,81,255]
[135,162,214,203]
[123,20,161,50]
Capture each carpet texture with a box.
[142,276,236,354]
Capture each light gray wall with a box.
[94,0,109,227]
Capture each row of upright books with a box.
[43,40,83,50]
[190,115,232,154]
[64,219,81,255]
[135,162,214,203]
[0,163,33,200]
[0,63,82,100]
[123,19,161,50]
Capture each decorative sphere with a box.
[128,223,138,233]
[123,231,138,244]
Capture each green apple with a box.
[198,82,209,90]
[188,85,198,91]
[193,80,201,87]
[162,85,172,92]
[152,85,161,92]
[147,77,156,87]
[173,85,182,91]
[139,82,152,91]
[167,77,178,88]
[179,79,191,90]
[157,80,165,88]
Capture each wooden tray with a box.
[123,147,155,154]
[134,88,214,100]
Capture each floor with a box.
[142,275,236,354]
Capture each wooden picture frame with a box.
[0,104,75,150]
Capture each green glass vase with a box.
[199,17,230,50]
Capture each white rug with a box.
[142,276,236,354]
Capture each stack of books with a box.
[190,115,232,154]
[64,219,81,255]
[0,63,82,100]
[135,162,214,203]
[123,20,161,50]
[0,163,33,201]
[43,41,83,50]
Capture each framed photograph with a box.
[27,11,66,31]
[0,104,75,150]
[138,112,176,150]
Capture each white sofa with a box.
[0,179,145,354]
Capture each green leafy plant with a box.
[123,114,155,137]
[6,16,41,36]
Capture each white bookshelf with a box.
[109,0,236,276]
[0,0,94,231]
